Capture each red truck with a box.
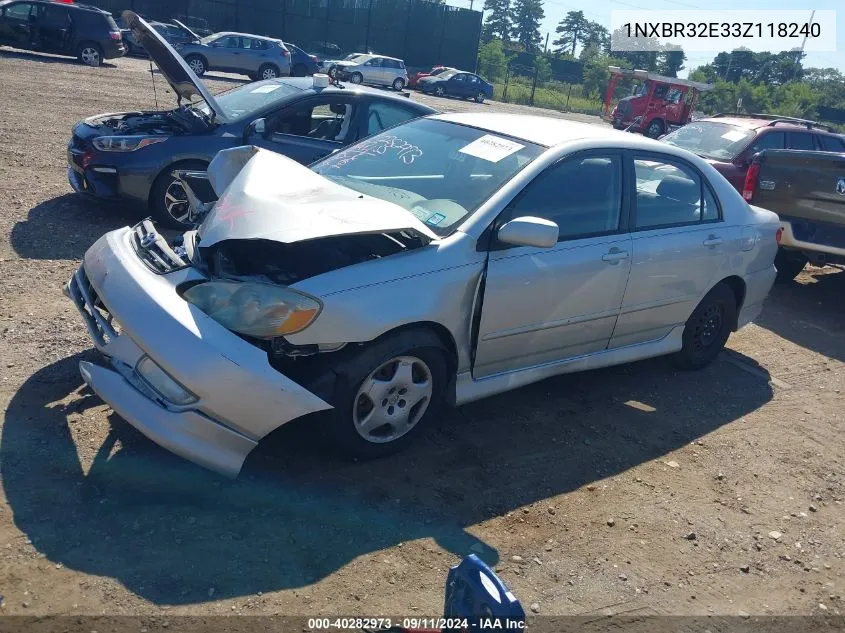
[603,67,713,138]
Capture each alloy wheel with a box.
[163,178,190,224]
[188,58,204,74]
[435,86,445,96]
[352,355,433,444]
[81,47,101,66]
[261,67,278,79]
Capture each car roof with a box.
[431,112,647,148]
[214,31,280,42]
[272,77,435,110]
[698,116,821,131]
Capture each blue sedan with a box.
[67,12,435,228]
[418,70,493,103]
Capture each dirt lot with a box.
[0,49,843,621]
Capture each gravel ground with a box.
[0,49,843,622]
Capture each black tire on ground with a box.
[434,85,445,97]
[674,282,737,370]
[350,72,363,84]
[247,72,258,81]
[258,63,280,80]
[327,65,338,79]
[77,42,103,67]
[316,329,450,460]
[392,77,405,91]
[185,54,206,76]
[645,119,664,138]
[774,248,807,283]
[148,160,208,229]
[292,63,308,77]
[475,91,486,103]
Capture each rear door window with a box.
[788,132,815,150]
[633,157,721,229]
[41,4,69,26]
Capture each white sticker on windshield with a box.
[721,130,747,142]
[459,135,524,163]
[251,84,281,94]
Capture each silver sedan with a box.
[66,113,781,477]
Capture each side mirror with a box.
[245,117,267,142]
[497,216,558,249]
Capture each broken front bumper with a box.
[65,226,332,477]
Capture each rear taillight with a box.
[280,48,290,56]
[776,227,783,245]
[742,162,760,201]
[310,55,318,62]
[110,31,122,41]
[82,151,93,169]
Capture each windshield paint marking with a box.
[324,136,423,169]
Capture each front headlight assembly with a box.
[182,281,322,339]
[92,136,169,152]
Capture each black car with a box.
[123,20,194,56]
[0,0,124,66]
[67,12,436,228]
[418,70,494,103]
[286,41,319,77]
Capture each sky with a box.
[446,0,844,77]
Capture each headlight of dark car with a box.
[92,136,170,152]
[182,281,322,339]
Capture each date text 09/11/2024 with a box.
[622,22,821,39]
[306,617,527,630]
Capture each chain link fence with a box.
[491,63,603,116]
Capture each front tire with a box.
[475,91,486,103]
[77,42,103,67]
[258,63,280,80]
[185,54,206,76]
[674,282,737,370]
[350,72,363,84]
[149,161,208,229]
[434,85,445,97]
[645,119,664,138]
[774,248,806,283]
[317,330,449,459]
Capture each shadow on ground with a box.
[10,194,137,261]
[756,267,845,362]
[2,344,773,605]
[0,48,118,68]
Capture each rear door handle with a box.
[703,235,723,247]
[602,249,630,264]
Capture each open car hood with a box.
[171,18,202,42]
[123,11,225,122]
[197,146,438,248]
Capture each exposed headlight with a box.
[182,281,322,339]
[135,356,197,405]
[92,136,169,152]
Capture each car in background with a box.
[171,14,212,37]
[660,113,845,192]
[418,69,493,103]
[0,0,124,66]
[307,39,343,61]
[123,20,193,56]
[174,26,291,80]
[332,53,408,90]
[408,65,454,88]
[65,112,780,476]
[285,41,319,76]
[66,12,435,228]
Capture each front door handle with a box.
[602,248,630,264]
[703,235,723,247]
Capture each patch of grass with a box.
[491,78,603,116]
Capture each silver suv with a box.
[333,54,408,90]
[175,29,291,80]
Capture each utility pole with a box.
[791,9,815,82]
[544,32,549,53]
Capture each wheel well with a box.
[148,159,209,207]
[77,40,102,52]
[378,322,458,372]
[259,62,280,71]
[718,276,746,330]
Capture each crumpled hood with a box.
[197,146,438,248]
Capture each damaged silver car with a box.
[66,113,781,477]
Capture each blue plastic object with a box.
[442,554,526,631]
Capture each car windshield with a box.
[311,118,544,237]
[662,121,755,161]
[199,34,219,44]
[194,80,302,121]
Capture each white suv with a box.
[333,54,409,91]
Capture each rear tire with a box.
[316,330,449,460]
[392,77,405,91]
[77,42,103,67]
[674,282,736,370]
[149,160,208,229]
[258,63,280,80]
[774,248,806,283]
[185,54,206,76]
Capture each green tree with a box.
[581,22,610,55]
[581,53,632,99]
[656,48,685,77]
[482,0,512,43]
[772,82,819,118]
[609,27,658,71]
[477,38,508,83]
[535,53,552,83]
[553,10,589,56]
[510,0,544,53]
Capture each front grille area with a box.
[131,219,189,274]
[65,267,120,350]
